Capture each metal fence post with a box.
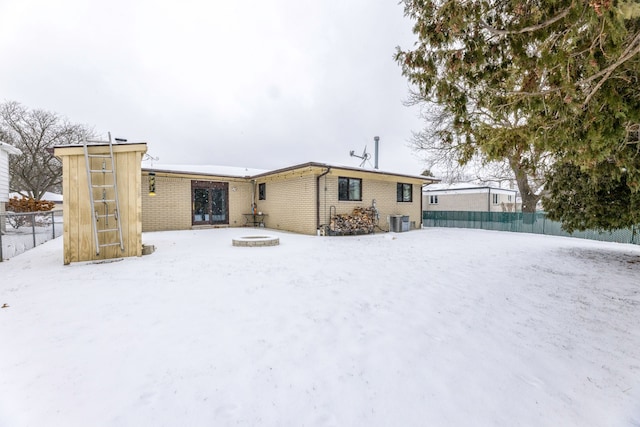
[51,211,55,239]
[0,215,3,262]
[31,212,36,248]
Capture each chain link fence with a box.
[423,211,640,245]
[1,211,63,261]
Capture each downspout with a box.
[316,167,331,231]
[251,179,256,213]
[421,183,428,228]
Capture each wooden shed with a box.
[55,142,147,264]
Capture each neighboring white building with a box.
[423,183,520,212]
[0,141,22,214]
[1,141,22,234]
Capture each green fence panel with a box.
[422,211,639,245]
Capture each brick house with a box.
[142,162,437,235]
[423,183,520,212]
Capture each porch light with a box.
[148,172,156,196]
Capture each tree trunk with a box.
[520,189,540,213]
[511,159,541,213]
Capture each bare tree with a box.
[409,98,551,207]
[0,101,95,199]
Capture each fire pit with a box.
[232,235,280,247]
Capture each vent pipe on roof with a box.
[374,136,379,169]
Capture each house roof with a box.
[0,141,22,155]
[424,182,518,195]
[253,162,439,182]
[141,163,269,178]
[143,161,439,183]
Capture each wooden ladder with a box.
[83,133,124,255]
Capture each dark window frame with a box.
[191,180,229,225]
[397,183,413,202]
[338,177,362,201]
[429,195,438,204]
[258,182,266,200]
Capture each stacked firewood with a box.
[329,207,377,235]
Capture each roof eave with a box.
[0,141,22,156]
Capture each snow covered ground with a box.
[0,228,639,426]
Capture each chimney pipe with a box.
[374,136,379,169]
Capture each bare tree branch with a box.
[1,101,95,198]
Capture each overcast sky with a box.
[0,0,429,174]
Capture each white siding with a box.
[0,149,9,202]
[423,187,519,212]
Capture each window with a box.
[397,183,413,202]
[508,195,512,202]
[492,193,499,204]
[429,195,438,204]
[338,177,362,201]
[258,183,266,200]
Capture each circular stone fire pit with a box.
[232,235,280,247]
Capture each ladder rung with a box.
[97,228,119,233]
[96,214,116,218]
[87,154,112,158]
[90,169,114,173]
[99,242,123,248]
[95,199,116,203]
[92,184,115,188]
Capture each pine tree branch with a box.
[581,30,640,107]
[479,5,573,36]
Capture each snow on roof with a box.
[143,161,437,182]
[268,161,437,182]
[0,141,22,155]
[424,182,518,194]
[142,163,270,178]
[9,192,63,202]
[425,182,485,191]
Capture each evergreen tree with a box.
[544,161,640,232]
[396,0,640,221]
